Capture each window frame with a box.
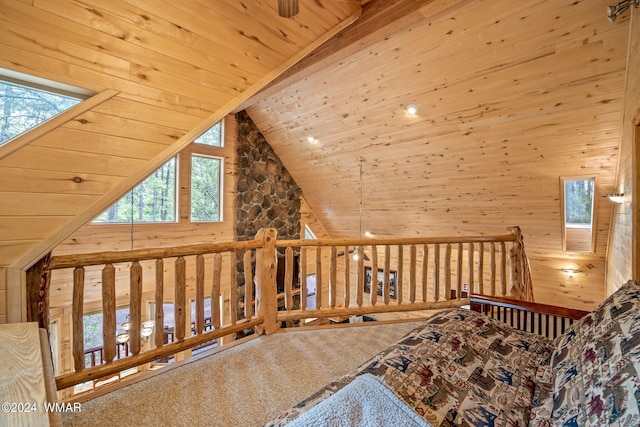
[189,153,224,223]
[560,175,597,253]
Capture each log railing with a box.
[46,229,276,391]
[40,226,532,392]
[275,226,531,325]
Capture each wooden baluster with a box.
[300,247,307,310]
[244,250,254,318]
[230,251,237,326]
[433,244,440,301]
[130,261,142,356]
[100,264,116,364]
[175,256,186,341]
[155,259,164,349]
[422,245,428,302]
[456,243,463,300]
[212,254,222,329]
[357,246,364,307]
[195,255,205,334]
[468,243,474,297]
[370,245,378,306]
[478,242,484,295]
[444,244,452,300]
[396,245,403,304]
[409,245,416,303]
[72,267,85,372]
[315,247,322,310]
[490,243,496,296]
[500,242,507,296]
[383,246,390,305]
[285,247,294,310]
[329,246,337,309]
[255,228,278,334]
[343,246,350,308]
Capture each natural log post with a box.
[244,250,254,318]
[175,257,186,341]
[456,243,463,300]
[508,226,526,300]
[315,247,323,310]
[478,242,484,295]
[255,228,278,335]
[409,245,416,303]
[300,247,307,310]
[26,253,51,329]
[433,244,440,301]
[343,246,350,308]
[129,261,143,356]
[230,251,237,326]
[444,244,452,300]
[72,267,85,372]
[370,245,378,306]
[396,245,403,304]
[357,246,364,307]
[285,247,294,310]
[155,259,164,349]
[329,246,337,308]
[212,254,222,329]
[196,255,205,334]
[102,264,116,364]
[383,246,390,305]
[421,245,428,302]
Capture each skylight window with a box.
[561,176,596,252]
[0,78,83,146]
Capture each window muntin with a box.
[94,159,177,223]
[0,79,82,146]
[561,176,596,252]
[190,155,222,222]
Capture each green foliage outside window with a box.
[194,122,222,147]
[0,80,80,145]
[191,155,221,222]
[564,178,594,225]
[93,159,176,223]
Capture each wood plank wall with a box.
[607,8,640,294]
[247,0,631,311]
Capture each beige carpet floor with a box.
[62,321,423,427]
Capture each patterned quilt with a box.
[267,308,556,426]
[266,280,640,427]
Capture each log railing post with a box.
[508,226,526,300]
[26,253,51,329]
[255,228,278,335]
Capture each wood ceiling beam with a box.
[235,0,470,112]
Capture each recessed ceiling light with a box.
[306,136,315,143]
[364,231,374,237]
[406,104,419,115]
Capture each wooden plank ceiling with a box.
[0,0,361,268]
[0,0,631,311]
[245,0,630,309]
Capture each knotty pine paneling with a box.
[248,0,630,311]
[606,8,640,295]
[49,116,239,311]
[0,0,359,271]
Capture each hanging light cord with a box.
[358,156,365,239]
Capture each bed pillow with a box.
[550,280,640,426]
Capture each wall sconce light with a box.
[607,0,639,23]
[605,193,625,203]
[406,104,419,115]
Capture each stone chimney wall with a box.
[235,110,302,288]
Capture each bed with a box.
[266,280,640,426]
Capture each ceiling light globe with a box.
[406,104,419,115]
